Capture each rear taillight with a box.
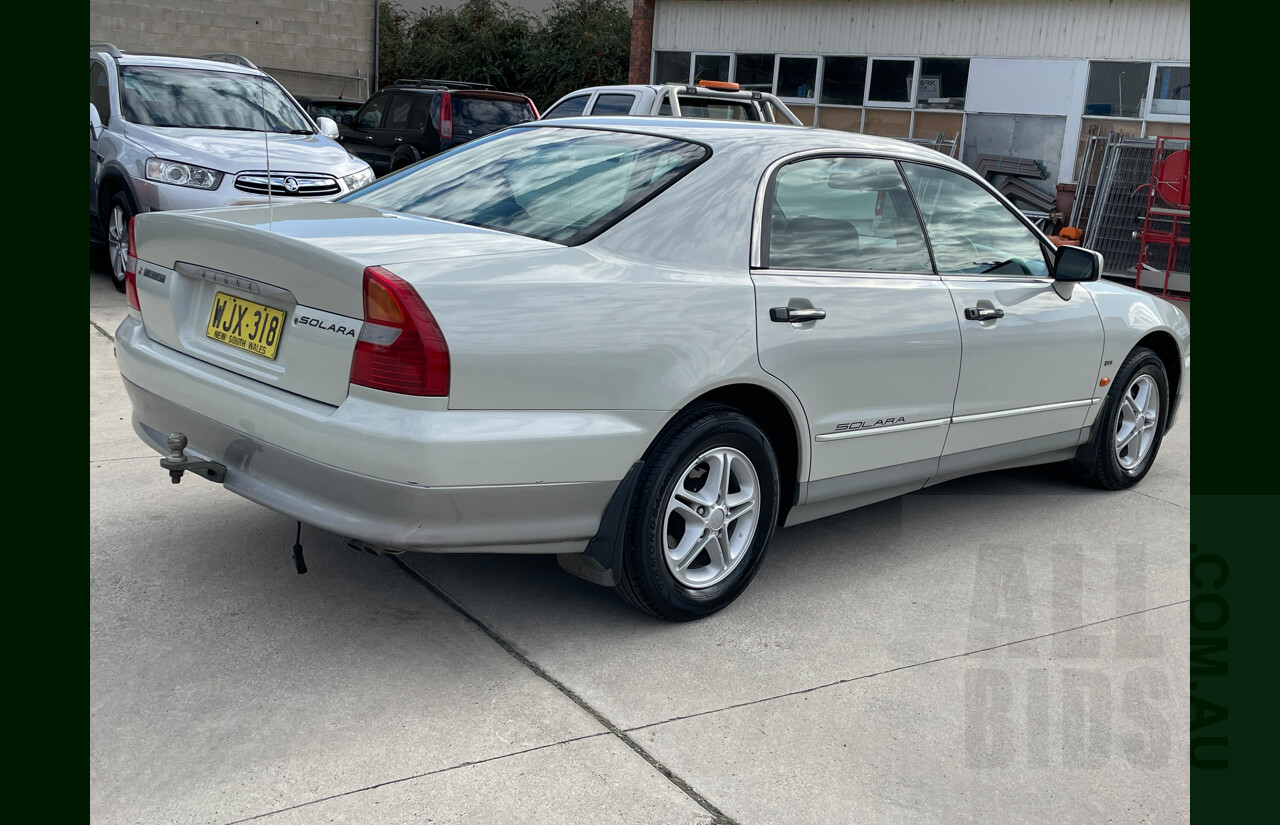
[350,266,450,397]
[125,216,140,311]
[440,91,453,141]
[528,100,539,119]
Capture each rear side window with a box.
[384,94,416,130]
[591,94,637,115]
[542,95,589,119]
[345,126,708,245]
[768,156,933,273]
[90,62,111,127]
[453,96,535,136]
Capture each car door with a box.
[899,162,1104,474]
[752,155,962,515]
[375,93,421,166]
[344,93,390,172]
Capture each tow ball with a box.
[160,433,227,484]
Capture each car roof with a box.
[522,116,971,170]
[96,50,265,76]
[558,84,768,100]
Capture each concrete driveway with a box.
[90,261,1190,824]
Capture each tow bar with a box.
[160,433,227,484]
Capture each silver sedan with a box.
[115,118,1190,620]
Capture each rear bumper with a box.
[124,378,617,554]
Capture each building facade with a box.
[628,0,1191,196]
[90,0,377,100]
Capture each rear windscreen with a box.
[453,97,535,135]
[676,97,761,121]
[343,126,708,245]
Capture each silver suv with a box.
[90,44,374,291]
[541,82,805,125]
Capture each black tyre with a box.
[105,191,135,293]
[1085,347,1169,490]
[616,405,780,621]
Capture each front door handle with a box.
[964,307,1005,321]
[770,307,827,323]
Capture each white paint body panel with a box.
[752,272,961,481]
[941,276,1104,454]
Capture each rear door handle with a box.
[964,307,1005,321]
[770,307,826,323]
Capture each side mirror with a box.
[90,103,103,140]
[339,113,354,126]
[316,116,340,139]
[1054,244,1103,282]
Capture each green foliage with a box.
[378,0,631,110]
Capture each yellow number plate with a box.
[205,292,287,360]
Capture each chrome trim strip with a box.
[951,399,1093,424]
[816,417,949,442]
[175,261,298,303]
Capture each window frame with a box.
[752,150,938,278]
[774,54,822,103]
[899,159,1057,281]
[90,60,113,128]
[864,56,921,109]
[1144,62,1190,123]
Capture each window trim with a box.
[897,158,1057,280]
[752,149,938,276]
[864,56,921,109]
[692,51,734,85]
[1144,61,1191,123]
[774,54,822,103]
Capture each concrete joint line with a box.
[391,556,741,825]
[221,732,609,825]
[627,599,1192,733]
[92,320,115,341]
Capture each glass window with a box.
[734,53,775,93]
[453,97,536,136]
[119,66,313,133]
[91,63,112,127]
[356,95,388,130]
[1085,61,1151,118]
[407,95,431,130]
[768,156,933,273]
[384,94,416,130]
[821,56,867,105]
[1150,65,1190,116]
[591,93,637,116]
[654,51,691,84]
[345,127,708,246]
[778,57,818,99]
[543,95,590,119]
[901,162,1050,277]
[918,58,969,109]
[868,59,916,104]
[676,97,759,121]
[693,54,730,83]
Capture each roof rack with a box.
[389,78,496,91]
[201,53,259,70]
[90,42,123,58]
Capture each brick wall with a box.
[628,0,655,84]
[90,0,375,99]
